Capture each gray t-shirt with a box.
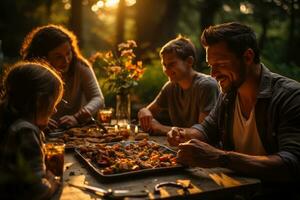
[153,73,220,127]
[53,60,104,120]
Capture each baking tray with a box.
[47,125,127,150]
[47,128,66,138]
[74,140,183,181]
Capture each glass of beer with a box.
[98,107,113,125]
[44,142,65,180]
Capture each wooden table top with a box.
[52,136,261,200]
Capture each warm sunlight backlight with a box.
[106,0,119,8]
[223,4,232,12]
[240,3,253,14]
[126,0,136,6]
[64,3,71,10]
[97,0,105,8]
[91,4,99,12]
[91,0,136,14]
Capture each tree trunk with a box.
[258,18,269,50]
[198,0,222,69]
[45,0,53,21]
[286,0,295,62]
[136,0,181,55]
[136,0,161,52]
[116,0,126,46]
[70,0,82,46]
[153,0,181,47]
[199,0,222,32]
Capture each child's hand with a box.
[46,170,61,195]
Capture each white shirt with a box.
[232,96,267,155]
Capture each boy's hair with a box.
[200,22,260,64]
[0,61,64,129]
[160,35,197,67]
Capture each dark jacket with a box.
[193,64,300,181]
[0,119,54,199]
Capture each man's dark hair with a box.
[201,22,260,64]
[160,35,197,67]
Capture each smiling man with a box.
[167,22,300,198]
[138,36,220,135]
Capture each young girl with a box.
[0,61,64,199]
[20,24,104,129]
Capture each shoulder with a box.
[73,60,96,78]
[271,73,300,95]
[267,73,300,113]
[75,60,92,72]
[261,65,300,94]
[161,81,174,91]
[8,119,39,136]
[10,119,39,132]
[193,73,219,90]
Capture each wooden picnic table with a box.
[52,136,261,200]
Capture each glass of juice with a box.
[44,142,65,180]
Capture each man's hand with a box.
[138,108,153,131]
[148,119,170,135]
[167,127,202,146]
[177,139,225,168]
[167,127,187,146]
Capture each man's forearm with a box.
[151,121,172,135]
[185,128,209,143]
[223,152,291,182]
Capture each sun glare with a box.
[97,1,104,8]
[91,0,136,14]
[91,4,99,12]
[240,3,253,14]
[126,0,136,6]
[64,3,71,10]
[106,0,119,8]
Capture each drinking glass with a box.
[98,107,113,125]
[44,142,65,180]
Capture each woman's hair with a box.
[200,22,260,64]
[160,35,197,67]
[0,61,64,132]
[20,24,90,68]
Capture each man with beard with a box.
[167,22,300,198]
[138,36,219,135]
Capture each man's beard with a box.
[221,62,247,93]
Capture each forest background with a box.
[1,0,300,117]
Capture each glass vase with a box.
[115,93,131,125]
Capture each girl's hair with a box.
[20,24,91,69]
[0,61,64,132]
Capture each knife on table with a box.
[90,116,108,133]
[69,183,148,198]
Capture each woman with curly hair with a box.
[20,24,104,129]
